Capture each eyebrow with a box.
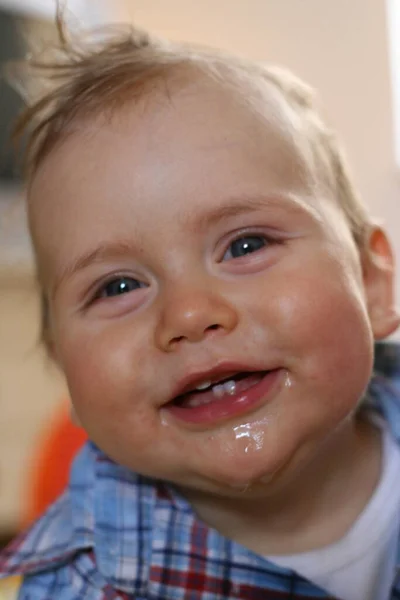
[52,240,140,297]
[190,193,320,230]
[52,192,319,295]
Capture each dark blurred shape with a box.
[0,532,15,550]
[0,7,52,182]
[0,8,26,181]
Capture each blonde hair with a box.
[10,12,373,346]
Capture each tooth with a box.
[195,381,212,391]
[213,384,225,398]
[224,380,237,395]
[188,395,213,408]
[212,379,237,398]
[189,397,202,407]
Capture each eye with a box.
[223,235,268,261]
[97,276,146,299]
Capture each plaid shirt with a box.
[2,343,400,600]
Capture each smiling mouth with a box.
[171,372,268,408]
[164,369,281,426]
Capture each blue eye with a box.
[98,277,144,298]
[224,235,267,260]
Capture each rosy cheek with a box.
[256,261,372,371]
[60,323,154,420]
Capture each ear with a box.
[362,227,400,340]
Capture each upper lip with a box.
[168,362,271,403]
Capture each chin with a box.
[195,438,313,500]
[195,458,285,497]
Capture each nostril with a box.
[169,325,220,348]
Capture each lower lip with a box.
[164,369,282,426]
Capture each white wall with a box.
[387,0,400,168]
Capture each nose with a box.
[154,283,238,352]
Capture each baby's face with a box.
[29,76,381,496]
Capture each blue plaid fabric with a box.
[2,343,400,599]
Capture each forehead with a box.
[28,73,328,264]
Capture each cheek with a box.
[287,274,370,351]
[275,265,373,403]
[56,322,155,434]
[248,254,374,398]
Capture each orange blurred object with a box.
[23,403,87,527]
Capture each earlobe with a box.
[369,305,400,340]
[362,227,400,340]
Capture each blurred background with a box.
[0,0,399,567]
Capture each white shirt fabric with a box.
[267,418,400,600]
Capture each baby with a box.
[1,12,400,600]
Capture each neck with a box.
[183,414,381,555]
